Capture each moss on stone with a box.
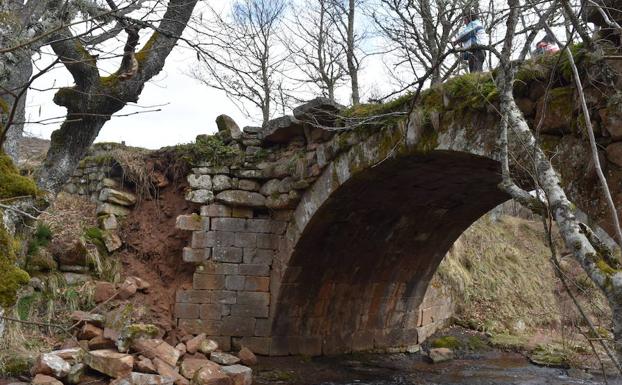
[489,333,529,350]
[431,336,461,349]
[0,153,38,200]
[0,223,30,308]
[528,344,570,368]
[443,72,498,113]
[546,87,574,118]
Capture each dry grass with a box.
[436,214,610,334]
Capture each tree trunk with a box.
[347,0,359,105]
[1,53,32,162]
[497,66,622,365]
[36,116,108,193]
[33,0,199,194]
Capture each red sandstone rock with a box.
[153,357,189,385]
[209,352,239,366]
[89,335,116,350]
[192,365,232,385]
[176,342,187,355]
[222,365,252,385]
[79,323,104,340]
[135,356,157,373]
[132,338,181,367]
[198,339,218,355]
[237,347,257,366]
[186,334,206,354]
[117,279,138,300]
[94,281,116,303]
[31,374,63,385]
[180,358,220,379]
[83,349,134,378]
[32,353,71,378]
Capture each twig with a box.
[0,203,38,220]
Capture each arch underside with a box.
[273,150,510,354]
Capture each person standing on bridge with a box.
[453,10,487,73]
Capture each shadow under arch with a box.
[271,150,510,355]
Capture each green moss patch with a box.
[0,153,38,200]
[431,336,461,349]
[171,134,242,167]
[489,333,529,350]
[528,344,570,368]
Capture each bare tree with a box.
[192,0,289,125]
[0,0,200,193]
[490,0,622,364]
[0,0,148,163]
[328,0,364,105]
[372,0,464,85]
[285,0,347,101]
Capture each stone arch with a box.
[268,121,511,355]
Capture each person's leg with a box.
[473,50,485,72]
[468,52,476,72]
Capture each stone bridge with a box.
[174,57,622,356]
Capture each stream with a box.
[253,351,621,385]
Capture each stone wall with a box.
[173,98,463,355]
[61,144,137,253]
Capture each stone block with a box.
[243,277,269,292]
[243,249,274,265]
[193,274,226,290]
[254,319,272,337]
[214,290,238,304]
[270,221,288,235]
[212,175,233,192]
[207,231,236,247]
[97,203,130,217]
[237,292,269,307]
[176,214,203,231]
[210,336,232,352]
[230,303,269,318]
[174,303,199,319]
[200,261,239,275]
[176,289,213,304]
[177,319,223,335]
[239,264,270,277]
[225,275,246,291]
[186,189,214,204]
[193,165,230,174]
[238,179,261,191]
[211,218,247,232]
[245,219,271,233]
[98,214,118,231]
[201,204,231,217]
[191,232,210,248]
[188,174,212,189]
[256,234,279,249]
[234,233,257,248]
[200,304,227,320]
[182,247,210,263]
[215,190,266,208]
[213,247,243,263]
[232,207,253,218]
[220,316,255,336]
